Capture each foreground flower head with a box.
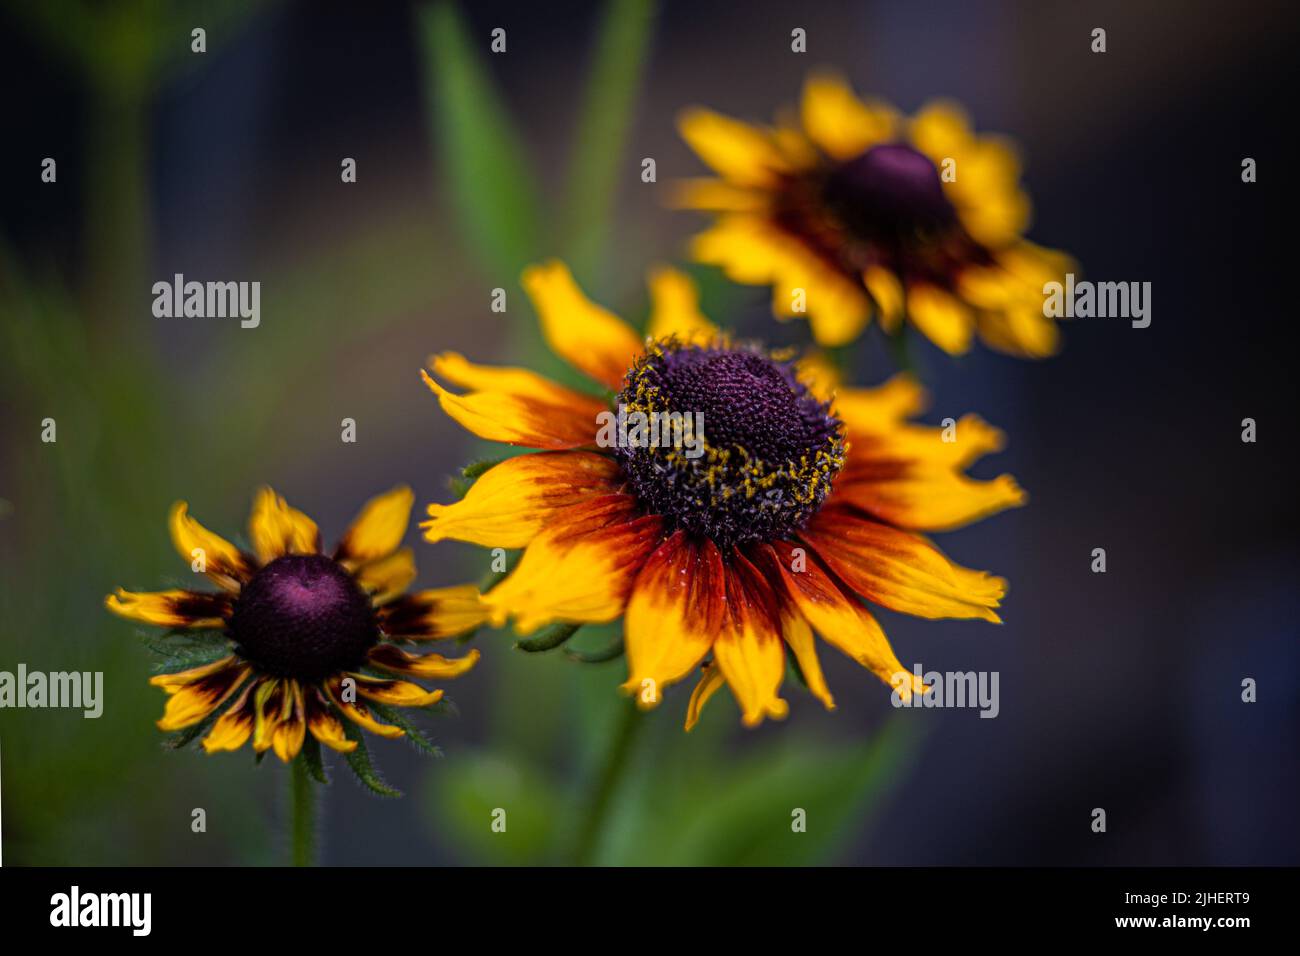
[675,71,1074,355]
[421,260,1025,729]
[107,487,485,762]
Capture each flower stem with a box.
[573,701,643,866]
[290,756,318,867]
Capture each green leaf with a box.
[340,721,403,798]
[301,736,329,785]
[619,718,919,865]
[426,752,565,864]
[416,1,542,277]
[562,0,657,277]
[368,701,443,758]
[141,632,232,673]
[515,622,582,653]
[565,634,625,663]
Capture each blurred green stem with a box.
[573,701,643,865]
[290,757,317,867]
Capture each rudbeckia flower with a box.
[106,487,485,764]
[674,71,1074,356]
[421,260,1025,729]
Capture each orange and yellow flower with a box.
[674,71,1074,356]
[107,487,485,761]
[422,259,1025,729]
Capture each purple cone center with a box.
[822,142,955,239]
[229,554,377,682]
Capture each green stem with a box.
[290,757,318,867]
[573,702,643,865]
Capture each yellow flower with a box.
[674,70,1075,356]
[422,259,1025,729]
[107,487,485,762]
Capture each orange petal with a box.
[760,541,924,700]
[378,586,488,641]
[801,509,1006,622]
[421,365,605,451]
[620,531,725,709]
[482,495,664,634]
[422,451,621,549]
[710,551,789,727]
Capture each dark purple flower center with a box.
[614,342,845,551]
[229,554,377,682]
[822,142,955,241]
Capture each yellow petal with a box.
[154,660,252,732]
[201,679,259,752]
[684,663,726,732]
[367,643,481,680]
[907,284,974,355]
[863,264,905,334]
[248,487,320,565]
[353,547,416,605]
[802,509,1007,623]
[201,679,258,754]
[307,694,358,753]
[710,553,788,727]
[521,259,643,390]
[909,100,973,164]
[324,677,405,739]
[801,71,897,160]
[348,674,445,708]
[835,461,1026,531]
[669,177,768,212]
[106,588,230,628]
[251,678,285,752]
[833,373,928,436]
[482,495,663,634]
[422,451,620,549]
[762,541,924,699]
[379,586,488,641]
[168,502,254,590]
[421,367,603,450]
[975,308,1060,359]
[336,486,414,566]
[645,265,718,344]
[678,107,791,187]
[271,681,307,763]
[776,608,835,710]
[620,532,724,708]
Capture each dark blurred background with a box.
[1,0,1296,866]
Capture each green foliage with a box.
[515,622,582,653]
[428,752,566,865]
[368,701,444,758]
[341,721,403,798]
[619,718,918,865]
[562,0,657,277]
[301,736,330,785]
[416,2,542,278]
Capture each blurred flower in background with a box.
[675,72,1074,356]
